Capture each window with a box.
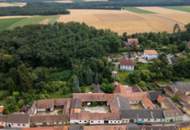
[104,120,109,124]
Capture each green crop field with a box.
[0,15,59,32]
[0,18,24,31]
[166,6,190,12]
[121,7,155,14]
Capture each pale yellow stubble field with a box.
[58,8,190,35]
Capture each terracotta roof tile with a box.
[0,106,4,113]
[120,58,134,66]
[30,115,65,123]
[22,126,68,130]
[142,97,155,109]
[7,113,30,124]
[36,99,54,109]
[144,50,158,55]
[84,125,127,130]
[70,93,120,120]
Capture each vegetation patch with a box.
[0,16,59,31]
[166,6,190,12]
[121,7,155,14]
[0,22,121,113]
[0,18,24,31]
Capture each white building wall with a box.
[120,65,134,71]
[7,123,30,128]
[70,120,89,124]
[143,54,158,60]
[0,122,6,127]
[121,119,130,124]
[108,120,122,124]
[89,120,104,124]
[37,108,46,112]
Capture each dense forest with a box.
[0,22,121,113]
[0,3,69,16]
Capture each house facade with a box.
[119,58,134,71]
[0,116,6,128]
[143,50,158,60]
[6,113,30,128]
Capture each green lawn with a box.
[0,18,24,31]
[118,71,129,84]
[166,6,190,13]
[121,7,155,14]
[9,15,59,29]
[0,15,59,32]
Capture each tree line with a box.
[0,3,69,16]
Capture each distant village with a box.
[0,38,190,130]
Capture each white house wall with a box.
[6,123,30,128]
[120,65,134,71]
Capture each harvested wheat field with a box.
[58,8,190,34]
[138,7,190,26]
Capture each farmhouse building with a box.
[6,113,30,128]
[169,82,190,96]
[20,124,181,130]
[166,82,190,105]
[157,96,183,122]
[119,58,135,71]
[121,109,165,124]
[30,115,64,127]
[143,50,158,60]
[70,93,121,125]
[0,83,186,128]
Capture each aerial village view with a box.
[0,0,190,130]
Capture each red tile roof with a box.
[70,93,120,120]
[114,84,128,95]
[157,95,165,103]
[142,97,155,109]
[114,83,155,109]
[144,50,158,55]
[84,125,127,130]
[7,113,30,124]
[0,106,4,113]
[36,99,54,109]
[30,115,65,124]
[22,126,68,130]
[120,58,134,66]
